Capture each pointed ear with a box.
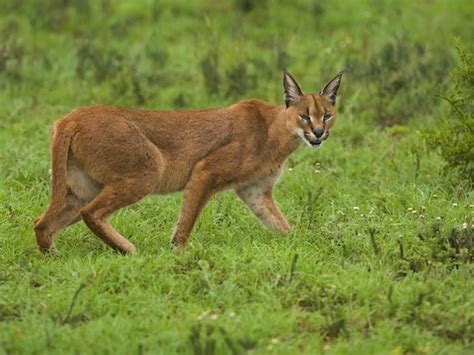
[283,71,304,107]
[320,70,344,105]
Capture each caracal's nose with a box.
[313,128,324,138]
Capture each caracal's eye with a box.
[300,114,311,123]
[323,113,332,121]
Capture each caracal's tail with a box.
[49,120,74,207]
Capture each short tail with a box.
[49,120,74,207]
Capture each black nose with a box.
[313,128,324,138]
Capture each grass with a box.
[0,0,473,354]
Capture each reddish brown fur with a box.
[34,71,343,253]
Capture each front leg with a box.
[171,164,215,250]
[235,175,291,233]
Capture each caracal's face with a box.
[288,94,336,148]
[283,71,343,148]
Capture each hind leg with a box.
[34,190,86,252]
[80,176,155,254]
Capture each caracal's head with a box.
[283,70,343,148]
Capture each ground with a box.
[0,1,472,354]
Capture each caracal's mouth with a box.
[307,131,330,147]
[303,132,324,147]
[297,129,329,148]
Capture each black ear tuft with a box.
[283,71,304,108]
[320,70,344,105]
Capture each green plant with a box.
[424,39,474,184]
[348,37,453,126]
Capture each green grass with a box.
[0,0,473,354]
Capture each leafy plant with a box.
[424,39,474,184]
[348,37,453,126]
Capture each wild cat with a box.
[34,70,343,253]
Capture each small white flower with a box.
[433,194,438,198]
[315,169,321,174]
[462,223,468,229]
[436,216,442,221]
[353,206,360,212]
[196,309,210,321]
[419,214,425,219]
[452,203,458,207]
[288,168,294,172]
[210,314,218,321]
[411,210,417,214]
[407,207,413,212]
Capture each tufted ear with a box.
[320,70,344,105]
[283,71,304,107]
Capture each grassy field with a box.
[0,0,473,354]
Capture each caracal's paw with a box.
[170,236,187,253]
[267,218,292,234]
[277,222,292,234]
[120,243,137,255]
[34,224,55,253]
[38,244,58,255]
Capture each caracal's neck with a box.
[267,104,302,160]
